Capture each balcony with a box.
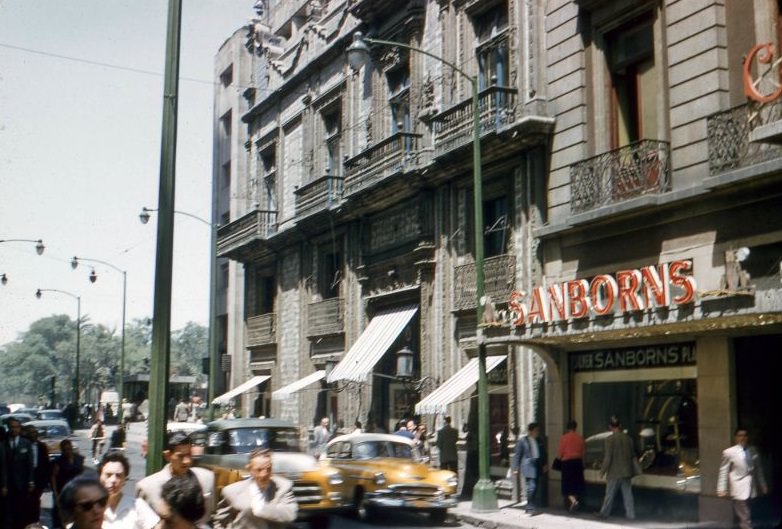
[216,208,278,259]
[454,254,516,312]
[294,175,344,218]
[431,86,518,158]
[570,140,671,215]
[306,298,345,338]
[706,99,782,175]
[246,313,276,348]
[343,131,422,197]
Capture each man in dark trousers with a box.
[22,424,50,523]
[2,418,35,529]
[511,422,546,516]
[596,415,636,520]
[436,416,459,473]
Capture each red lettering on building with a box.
[590,274,618,316]
[617,269,642,311]
[567,280,590,319]
[670,259,697,304]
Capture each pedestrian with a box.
[311,417,331,457]
[89,418,106,464]
[595,416,637,520]
[3,417,36,529]
[213,448,298,529]
[352,420,363,434]
[99,451,149,529]
[136,431,215,529]
[174,399,190,423]
[557,419,585,512]
[717,426,768,529]
[51,438,86,529]
[121,399,134,424]
[59,476,108,529]
[415,423,430,459]
[436,416,459,473]
[155,476,206,529]
[511,422,546,516]
[394,420,414,440]
[109,423,127,453]
[22,425,51,523]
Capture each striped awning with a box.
[212,375,270,405]
[271,370,325,401]
[415,356,506,415]
[326,305,418,383]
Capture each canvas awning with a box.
[326,305,418,383]
[212,375,270,405]
[415,356,506,415]
[271,370,325,400]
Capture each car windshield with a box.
[224,427,300,454]
[354,441,413,459]
[42,425,69,437]
[38,411,61,420]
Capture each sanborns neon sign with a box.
[506,259,697,326]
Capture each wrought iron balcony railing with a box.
[216,208,278,257]
[294,175,344,218]
[246,312,276,347]
[343,131,421,196]
[706,99,782,174]
[454,254,516,311]
[306,297,344,338]
[430,86,518,158]
[570,140,671,214]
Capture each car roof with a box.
[37,409,62,413]
[206,418,297,430]
[327,433,415,447]
[1,413,34,420]
[26,419,70,427]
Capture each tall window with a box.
[259,145,277,210]
[484,195,508,257]
[474,3,509,90]
[322,106,341,176]
[254,273,276,315]
[387,66,411,135]
[320,249,343,299]
[608,19,657,147]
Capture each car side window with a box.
[338,441,352,459]
[326,443,341,459]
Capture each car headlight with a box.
[373,472,386,485]
[328,473,344,486]
[446,476,458,488]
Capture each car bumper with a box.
[365,494,457,511]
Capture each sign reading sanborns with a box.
[502,259,697,327]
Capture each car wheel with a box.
[429,510,447,524]
[355,491,374,521]
[308,515,330,529]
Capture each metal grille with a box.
[706,99,782,174]
[343,132,421,196]
[291,481,324,504]
[454,254,516,311]
[570,139,670,214]
[387,483,443,499]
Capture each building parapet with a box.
[216,208,278,259]
[343,131,422,196]
[294,175,344,218]
[246,313,276,347]
[307,298,345,338]
[453,254,516,312]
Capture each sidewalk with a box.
[451,499,724,529]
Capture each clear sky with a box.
[0,0,253,345]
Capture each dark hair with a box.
[165,431,192,451]
[162,476,205,522]
[248,447,272,462]
[444,416,452,424]
[567,420,578,431]
[59,476,107,519]
[527,422,539,432]
[99,451,130,478]
[735,426,748,436]
[609,415,621,428]
[354,420,362,429]
[60,438,73,450]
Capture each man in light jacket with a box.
[596,416,636,520]
[511,422,546,516]
[718,427,767,529]
[213,448,298,529]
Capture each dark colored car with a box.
[35,409,64,421]
[1,413,34,430]
[191,418,349,528]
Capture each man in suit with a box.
[213,448,298,529]
[22,424,50,523]
[511,422,546,516]
[596,416,636,520]
[2,417,35,529]
[136,431,214,529]
[436,416,459,473]
[717,427,767,529]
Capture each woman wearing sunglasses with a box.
[58,476,109,529]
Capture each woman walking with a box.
[51,439,86,528]
[558,420,586,512]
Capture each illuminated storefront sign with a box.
[503,259,697,327]
[571,343,696,372]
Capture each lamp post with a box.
[1,239,46,284]
[347,32,497,511]
[71,256,127,423]
[36,288,81,422]
[140,206,220,422]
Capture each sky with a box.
[0,0,254,345]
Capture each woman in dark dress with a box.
[557,420,586,511]
[51,438,85,529]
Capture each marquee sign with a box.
[571,343,696,372]
[499,259,697,328]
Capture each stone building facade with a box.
[213,0,781,523]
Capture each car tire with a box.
[308,515,330,529]
[354,491,374,522]
[429,509,447,524]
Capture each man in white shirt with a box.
[213,448,298,529]
[718,427,767,529]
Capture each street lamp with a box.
[36,288,81,423]
[347,32,497,511]
[1,273,7,286]
[0,239,46,285]
[71,256,127,423]
[139,206,221,422]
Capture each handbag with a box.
[632,458,642,476]
[552,457,562,471]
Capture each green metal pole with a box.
[119,270,126,424]
[75,296,81,426]
[147,0,182,476]
[207,224,219,421]
[470,78,498,512]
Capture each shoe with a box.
[568,499,580,512]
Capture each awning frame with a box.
[414,356,506,415]
[212,375,271,405]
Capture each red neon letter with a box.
[508,291,529,326]
[641,265,670,307]
[617,269,643,312]
[670,259,697,304]
[528,287,550,323]
[567,280,590,318]
[590,274,618,316]
[548,284,567,321]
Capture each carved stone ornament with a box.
[418,75,436,119]
[379,46,408,72]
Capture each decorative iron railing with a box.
[216,208,278,256]
[343,131,421,196]
[294,175,344,218]
[430,86,517,158]
[246,313,276,347]
[306,298,344,337]
[454,254,516,311]
[706,99,782,174]
[570,140,671,214]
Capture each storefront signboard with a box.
[570,342,696,372]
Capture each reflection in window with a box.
[224,427,300,454]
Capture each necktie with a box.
[744,448,753,472]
